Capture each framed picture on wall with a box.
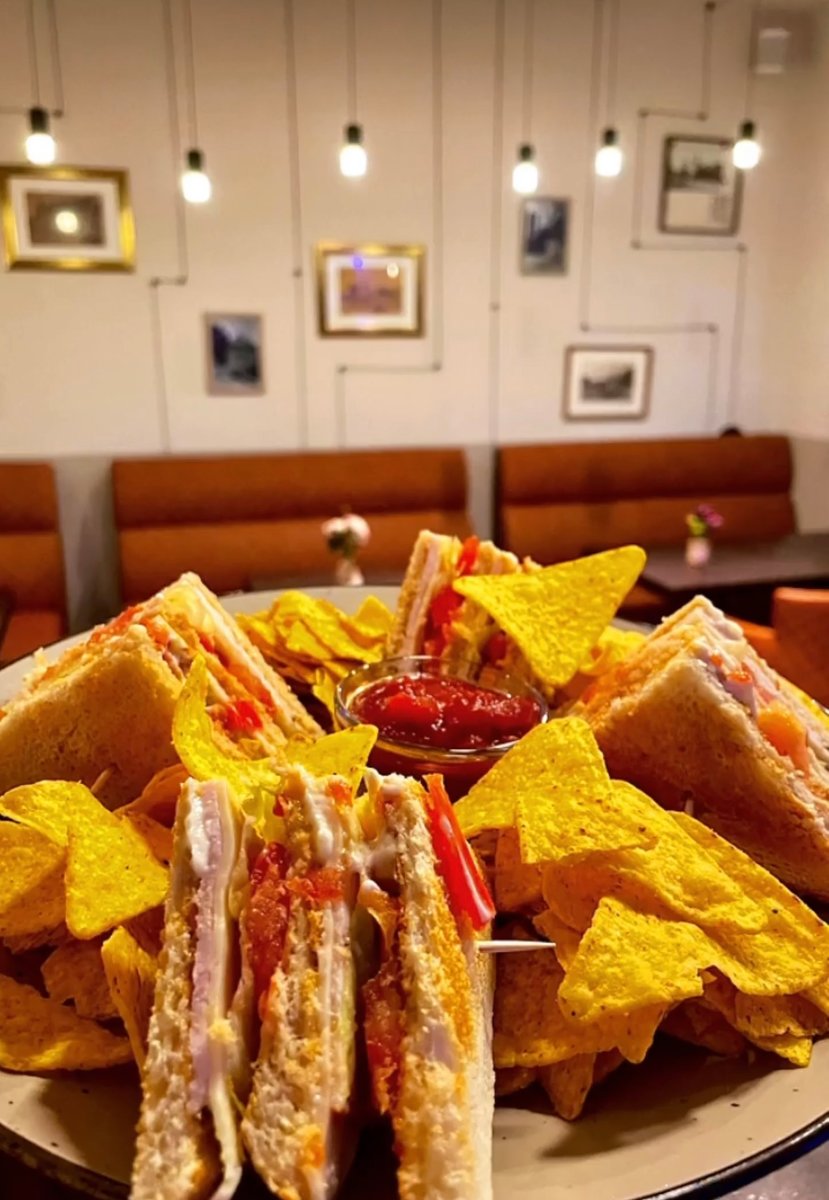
[315,242,424,336]
[658,136,743,236]
[204,313,265,396]
[563,345,653,422]
[0,166,135,270]
[520,196,569,274]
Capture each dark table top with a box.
[642,532,829,593]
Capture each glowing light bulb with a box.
[512,144,539,195]
[595,127,623,177]
[181,149,212,204]
[732,120,761,170]
[25,106,55,165]
[340,123,367,178]
[54,209,79,235]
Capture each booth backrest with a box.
[0,462,65,610]
[497,435,795,563]
[113,448,472,601]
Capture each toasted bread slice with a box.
[132,779,252,1200]
[371,776,494,1200]
[582,596,829,898]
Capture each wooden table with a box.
[642,532,829,622]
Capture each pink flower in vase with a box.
[321,511,371,586]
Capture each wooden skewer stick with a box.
[476,939,557,954]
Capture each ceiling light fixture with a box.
[732,119,761,170]
[179,0,211,203]
[25,105,55,165]
[594,0,623,177]
[512,0,539,194]
[595,127,623,177]
[340,0,367,178]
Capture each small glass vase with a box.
[685,535,711,567]
[334,557,364,587]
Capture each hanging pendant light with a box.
[25,105,55,165]
[181,148,212,203]
[512,144,539,195]
[340,122,367,178]
[595,127,623,177]
[732,119,761,170]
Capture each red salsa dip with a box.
[351,673,540,751]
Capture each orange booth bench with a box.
[0,463,67,664]
[113,447,472,604]
[496,435,796,620]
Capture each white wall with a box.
[0,0,813,455]
[1,0,827,627]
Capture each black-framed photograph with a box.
[204,313,264,396]
[563,345,653,422]
[659,136,742,236]
[0,165,135,271]
[520,196,569,274]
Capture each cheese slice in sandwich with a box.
[0,572,320,808]
[357,772,495,1200]
[241,765,363,1200]
[581,594,829,899]
[132,778,256,1200]
[387,530,524,675]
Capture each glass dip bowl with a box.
[335,655,548,799]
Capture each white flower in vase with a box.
[321,511,371,586]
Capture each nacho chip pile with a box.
[456,717,829,1120]
[0,779,164,1072]
[237,591,393,717]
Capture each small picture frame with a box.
[658,136,743,236]
[563,345,653,422]
[0,165,135,271]
[315,242,424,337]
[520,196,569,275]
[204,313,264,396]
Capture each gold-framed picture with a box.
[315,241,424,337]
[0,166,135,272]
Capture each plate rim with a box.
[1,588,828,1199]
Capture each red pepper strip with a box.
[423,774,495,931]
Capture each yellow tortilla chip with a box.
[345,595,394,643]
[495,829,544,912]
[537,782,766,935]
[455,720,654,867]
[0,974,132,1071]
[559,897,707,1023]
[453,547,646,688]
[0,780,90,846]
[41,940,117,1021]
[286,725,377,798]
[311,668,339,718]
[753,1032,813,1067]
[172,655,282,797]
[660,1001,747,1057]
[64,809,169,941]
[537,1053,596,1121]
[532,909,582,970]
[575,626,647,678]
[494,948,664,1069]
[0,822,66,939]
[101,927,158,1067]
[120,763,188,827]
[121,811,174,865]
[495,1065,537,1097]
[672,814,829,995]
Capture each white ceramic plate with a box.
[1,589,827,1199]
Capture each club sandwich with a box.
[0,573,320,807]
[581,595,829,898]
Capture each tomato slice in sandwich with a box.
[424,774,495,931]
